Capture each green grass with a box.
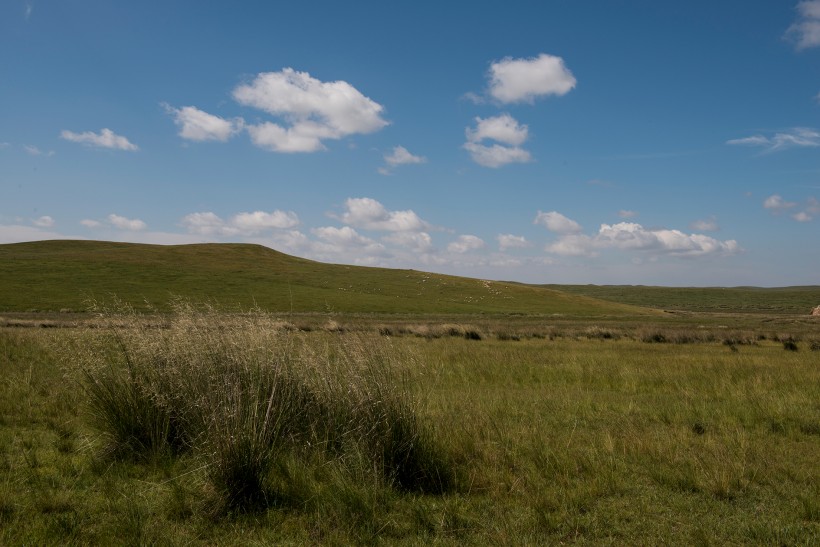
[544,284,820,314]
[1,310,819,544]
[0,240,650,315]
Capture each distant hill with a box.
[542,284,820,315]
[0,240,647,315]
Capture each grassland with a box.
[1,307,819,544]
[1,240,819,543]
[544,284,820,315]
[0,240,645,315]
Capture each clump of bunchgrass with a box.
[68,299,458,513]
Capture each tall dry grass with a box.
[67,301,457,511]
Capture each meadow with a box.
[1,305,819,545]
[1,241,819,544]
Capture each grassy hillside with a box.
[0,240,645,315]
[543,284,820,315]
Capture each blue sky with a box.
[2,1,819,286]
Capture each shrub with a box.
[464,330,482,341]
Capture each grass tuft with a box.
[67,301,458,513]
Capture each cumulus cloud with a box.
[497,234,530,251]
[163,104,243,142]
[464,114,531,168]
[727,128,820,152]
[763,194,797,212]
[689,217,719,231]
[233,211,299,231]
[793,211,813,222]
[383,231,433,252]
[60,128,138,151]
[534,211,583,234]
[181,209,300,236]
[337,197,428,232]
[447,234,485,253]
[786,1,820,49]
[33,216,54,228]
[312,226,388,258]
[463,143,531,168]
[234,68,388,153]
[547,222,740,258]
[384,146,426,166]
[487,53,577,104]
[618,210,638,219]
[80,219,101,228]
[466,114,528,146]
[108,214,146,231]
[379,146,426,175]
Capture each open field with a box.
[1,240,819,543]
[1,307,819,545]
[543,284,820,315]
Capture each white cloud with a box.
[618,210,638,219]
[464,114,532,168]
[181,212,228,235]
[487,53,577,104]
[463,142,531,168]
[80,219,101,228]
[181,210,300,236]
[546,234,595,256]
[384,146,426,167]
[234,68,388,153]
[786,1,820,49]
[383,231,433,252]
[232,210,299,231]
[689,217,719,231]
[163,104,243,142]
[0,142,9,149]
[534,211,583,234]
[763,194,797,212]
[763,194,818,222]
[547,222,740,258]
[447,234,485,253]
[338,197,428,232]
[60,128,138,151]
[33,216,54,228]
[380,146,426,175]
[466,114,528,146]
[312,226,388,258]
[24,145,54,156]
[727,128,820,152]
[497,234,530,251]
[107,214,146,231]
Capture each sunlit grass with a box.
[1,311,819,543]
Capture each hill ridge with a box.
[0,240,646,315]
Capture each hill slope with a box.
[0,240,647,315]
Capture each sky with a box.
[2,1,819,286]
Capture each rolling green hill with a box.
[543,284,820,315]
[0,240,647,315]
